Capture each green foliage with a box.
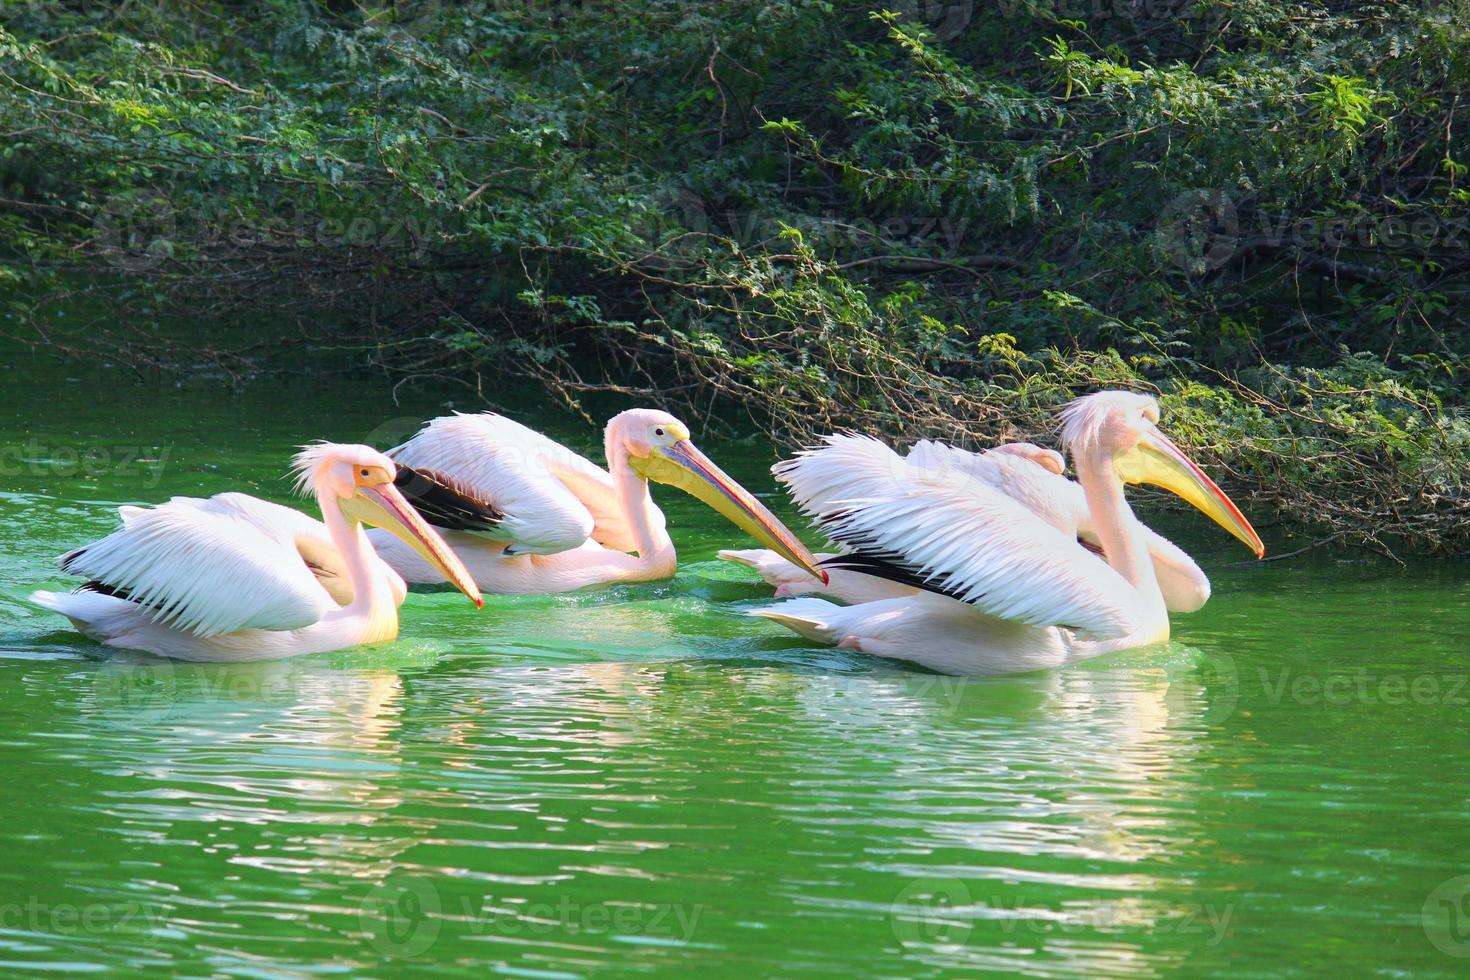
[1,0,1468,549]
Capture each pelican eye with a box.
[647,421,686,446]
[353,464,392,486]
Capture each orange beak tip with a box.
[820,569,830,586]
[474,597,485,608]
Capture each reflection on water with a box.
[2,345,1468,976]
[5,558,1469,976]
[7,619,1262,976]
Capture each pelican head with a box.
[611,409,827,583]
[293,443,484,605]
[1059,392,1265,558]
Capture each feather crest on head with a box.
[291,441,341,496]
[1058,391,1159,458]
[289,442,394,496]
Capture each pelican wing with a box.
[908,440,1211,614]
[58,494,336,638]
[906,439,1086,535]
[177,491,326,539]
[777,435,1140,640]
[389,413,597,554]
[391,463,504,533]
[196,492,406,606]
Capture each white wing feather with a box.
[59,494,334,638]
[906,440,1085,534]
[906,440,1210,613]
[777,435,1141,640]
[390,413,649,554]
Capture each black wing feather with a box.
[818,550,979,605]
[815,506,982,605]
[393,462,504,533]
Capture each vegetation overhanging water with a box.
[2,2,1469,974]
[2,1,1468,552]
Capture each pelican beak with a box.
[630,440,828,584]
[342,481,485,607]
[1118,428,1266,558]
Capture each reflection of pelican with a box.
[774,643,1228,972]
[368,408,825,594]
[31,444,481,661]
[84,658,423,848]
[739,393,1264,674]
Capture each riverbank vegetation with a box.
[2,1,1467,551]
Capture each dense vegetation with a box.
[2,1,1467,552]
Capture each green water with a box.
[1,344,1468,978]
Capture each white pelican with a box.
[30,443,483,662]
[721,441,1213,612]
[364,408,826,594]
[741,392,1264,675]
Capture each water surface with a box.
[1,343,1467,977]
